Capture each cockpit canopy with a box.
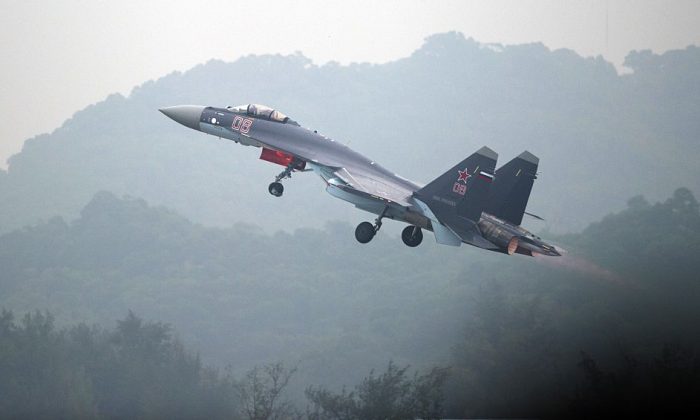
[226,103,294,124]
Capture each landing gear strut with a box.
[268,164,295,197]
[355,208,387,244]
[401,225,423,247]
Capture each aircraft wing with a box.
[311,164,413,207]
[246,132,415,207]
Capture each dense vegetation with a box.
[1,187,699,417]
[0,310,447,419]
[0,310,236,418]
[1,33,699,235]
[447,187,700,417]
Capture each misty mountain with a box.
[1,32,699,234]
[1,187,699,413]
[0,190,485,381]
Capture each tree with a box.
[306,361,449,420]
[236,362,299,420]
[0,310,239,419]
[568,344,700,417]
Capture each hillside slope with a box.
[1,33,699,234]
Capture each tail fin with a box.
[415,146,498,224]
[484,150,539,226]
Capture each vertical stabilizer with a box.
[484,151,539,226]
[415,146,498,226]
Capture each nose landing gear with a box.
[268,164,295,197]
[268,182,284,197]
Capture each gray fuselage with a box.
[160,104,560,256]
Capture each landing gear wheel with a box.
[268,182,284,197]
[355,222,376,244]
[401,225,423,247]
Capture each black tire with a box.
[268,182,284,197]
[355,222,376,244]
[401,225,423,247]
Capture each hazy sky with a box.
[1,0,699,168]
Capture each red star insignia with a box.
[457,168,470,183]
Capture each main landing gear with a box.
[354,222,376,244]
[355,208,387,244]
[268,164,295,197]
[401,225,423,247]
[354,209,424,247]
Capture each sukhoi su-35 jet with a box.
[160,104,560,257]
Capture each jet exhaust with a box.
[478,219,519,255]
[507,237,519,255]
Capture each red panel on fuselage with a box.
[259,148,306,170]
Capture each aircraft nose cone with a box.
[159,105,205,130]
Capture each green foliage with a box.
[236,362,299,420]
[306,361,449,420]
[1,187,700,417]
[447,187,700,417]
[0,310,99,418]
[0,190,484,395]
[569,344,700,417]
[447,282,566,417]
[0,310,237,419]
[569,187,700,276]
[0,309,450,419]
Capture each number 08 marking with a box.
[232,116,253,134]
[240,118,253,134]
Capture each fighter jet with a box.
[160,104,560,256]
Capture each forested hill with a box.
[1,32,699,235]
[1,188,699,416]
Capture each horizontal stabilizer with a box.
[413,197,462,246]
[524,211,544,221]
[432,221,463,246]
[445,216,499,249]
